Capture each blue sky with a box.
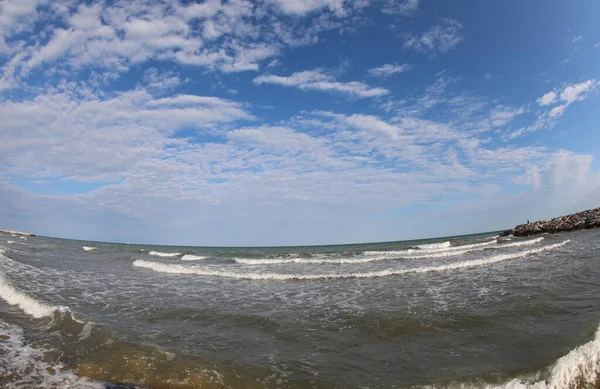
[1,0,599,246]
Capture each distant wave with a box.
[181,254,207,261]
[235,256,387,265]
[364,239,498,256]
[0,249,69,318]
[148,251,181,258]
[133,240,569,280]
[82,246,96,251]
[237,237,545,265]
[7,240,14,244]
[415,241,451,250]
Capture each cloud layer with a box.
[1,0,599,245]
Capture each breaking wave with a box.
[0,319,103,388]
[148,251,181,257]
[181,254,207,261]
[134,240,569,280]
[0,249,69,319]
[82,246,96,251]
[415,241,451,250]
[236,237,546,265]
[486,324,600,389]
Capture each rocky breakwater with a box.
[0,229,36,237]
[502,207,600,237]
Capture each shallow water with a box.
[1,230,599,388]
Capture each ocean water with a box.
[1,229,599,389]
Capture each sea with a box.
[1,228,599,389]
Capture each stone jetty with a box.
[0,229,36,237]
[502,207,600,237]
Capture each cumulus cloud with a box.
[537,91,558,106]
[403,18,463,54]
[254,69,389,98]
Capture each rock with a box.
[502,207,600,237]
[0,229,36,237]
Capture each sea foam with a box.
[236,237,545,265]
[134,240,569,280]
[148,251,181,257]
[493,324,600,389]
[0,249,68,319]
[82,246,96,251]
[0,319,103,388]
[415,241,452,250]
[181,254,207,261]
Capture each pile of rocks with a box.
[502,207,600,237]
[0,229,36,237]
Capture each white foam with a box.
[0,319,104,388]
[415,241,451,250]
[0,273,65,319]
[134,240,569,280]
[148,251,181,257]
[7,240,14,244]
[364,239,498,256]
[491,324,600,389]
[181,254,207,261]
[238,238,546,265]
[0,249,68,319]
[235,256,387,265]
[19,236,26,240]
[82,246,96,251]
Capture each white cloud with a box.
[254,69,389,98]
[0,88,253,181]
[537,91,558,106]
[572,35,582,44]
[143,68,183,91]
[403,18,463,54]
[0,0,46,53]
[508,79,598,139]
[368,63,412,77]
[560,79,596,104]
[266,0,346,16]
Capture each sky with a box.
[0,0,599,246]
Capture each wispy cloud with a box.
[381,0,419,15]
[508,79,598,139]
[254,69,389,98]
[368,63,412,78]
[403,18,463,54]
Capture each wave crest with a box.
[134,240,569,280]
[148,251,181,257]
[181,254,207,261]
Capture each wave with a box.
[488,323,600,389]
[415,241,451,250]
[364,239,498,256]
[82,246,96,251]
[0,249,69,319]
[148,251,181,257]
[236,238,546,265]
[7,240,14,243]
[0,319,104,388]
[181,254,207,261]
[134,240,569,280]
[235,256,387,265]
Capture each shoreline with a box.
[502,207,600,237]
